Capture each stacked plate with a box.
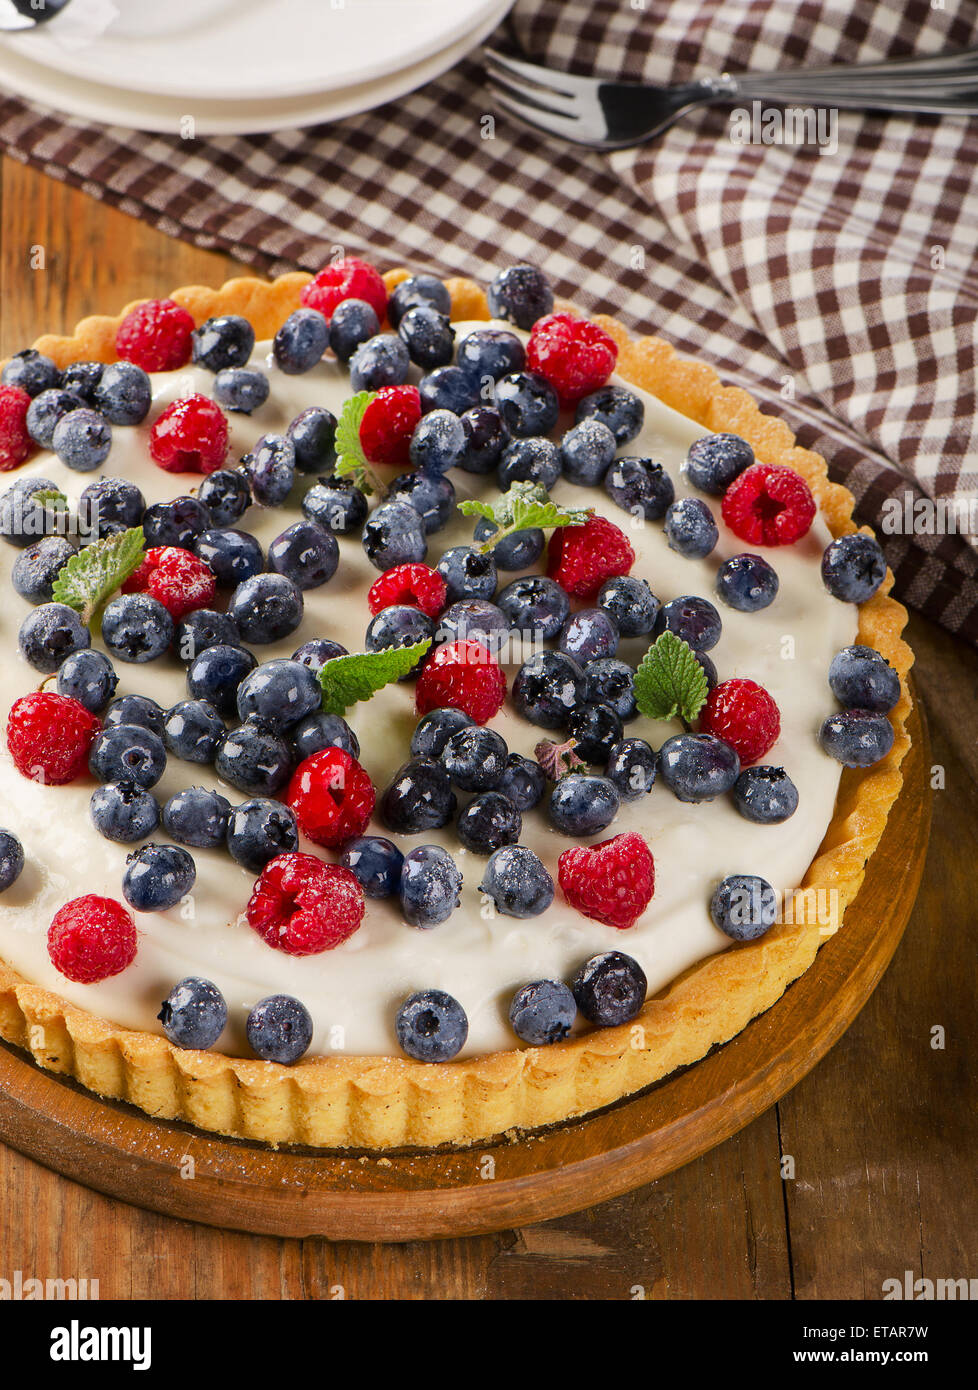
[0,0,513,133]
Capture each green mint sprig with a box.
[318,639,433,716]
[51,526,145,628]
[333,391,387,496]
[633,630,709,728]
[459,481,592,554]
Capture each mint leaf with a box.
[633,631,709,726]
[534,737,586,781]
[319,640,433,716]
[33,488,68,511]
[459,482,592,553]
[51,526,145,627]
[333,391,385,496]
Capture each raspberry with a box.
[368,562,446,618]
[526,312,618,407]
[699,678,781,766]
[7,691,100,785]
[246,851,365,956]
[115,299,195,372]
[547,515,635,600]
[48,895,137,983]
[149,394,229,475]
[122,545,216,619]
[286,748,375,849]
[721,462,815,546]
[300,256,388,322]
[558,832,655,930]
[0,384,34,471]
[415,639,507,725]
[359,384,422,465]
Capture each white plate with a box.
[0,0,511,133]
[3,0,506,101]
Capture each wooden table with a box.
[1,161,974,1300]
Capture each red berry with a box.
[368,562,446,618]
[286,748,375,849]
[558,832,655,930]
[526,312,618,407]
[149,393,229,475]
[300,256,388,322]
[246,851,365,956]
[0,384,34,471]
[415,639,506,725]
[721,463,815,546]
[7,692,100,785]
[48,895,137,983]
[699,678,781,765]
[547,514,635,600]
[115,298,195,372]
[122,545,216,620]
[359,384,422,465]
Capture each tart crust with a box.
[0,271,913,1150]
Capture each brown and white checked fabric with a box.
[1,0,977,638]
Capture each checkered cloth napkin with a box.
[2,0,976,639]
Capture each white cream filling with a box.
[0,324,857,1059]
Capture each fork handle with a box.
[727,45,978,112]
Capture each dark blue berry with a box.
[821,533,887,603]
[52,409,111,472]
[583,658,636,720]
[12,536,75,604]
[549,774,620,835]
[436,544,497,602]
[498,435,561,491]
[512,650,586,729]
[2,348,59,397]
[456,327,525,383]
[659,733,740,802]
[733,766,799,824]
[213,367,270,414]
[141,495,209,550]
[362,501,427,571]
[710,874,778,941]
[398,305,455,369]
[697,649,719,691]
[441,725,508,791]
[349,333,409,391]
[481,845,555,919]
[494,371,559,438]
[437,598,508,654]
[664,497,718,558]
[605,738,656,800]
[418,365,480,415]
[89,782,160,844]
[287,406,338,474]
[247,994,312,1064]
[197,468,251,527]
[268,519,338,589]
[226,798,298,871]
[496,753,546,811]
[685,433,754,495]
[293,712,359,762]
[380,758,457,833]
[0,830,24,893]
[215,720,293,796]
[387,469,456,533]
[0,477,64,548]
[828,645,900,712]
[93,361,152,426]
[497,575,569,641]
[79,476,146,541]
[194,527,265,587]
[173,608,240,662]
[459,404,510,474]
[227,573,303,644]
[457,792,521,855]
[472,517,544,570]
[243,434,296,507]
[387,274,451,328]
[395,989,468,1061]
[575,385,643,445]
[565,702,623,764]
[187,643,257,717]
[487,264,553,329]
[399,845,463,928]
[273,308,329,374]
[291,638,347,674]
[162,787,231,848]
[101,593,174,663]
[572,951,647,1026]
[90,723,167,789]
[301,476,368,534]
[509,979,575,1042]
[26,389,84,449]
[410,707,473,760]
[715,553,779,612]
[365,605,434,672]
[57,648,117,713]
[558,608,619,663]
[191,315,255,372]
[559,418,617,486]
[604,456,674,521]
[409,409,467,475]
[818,709,894,767]
[328,299,380,362]
[19,602,90,673]
[596,574,660,636]
[60,361,104,406]
[103,694,165,737]
[158,977,228,1049]
[163,699,225,763]
[340,836,404,898]
[654,594,722,652]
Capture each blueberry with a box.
[235,659,322,733]
[821,533,887,603]
[293,712,360,762]
[328,297,381,362]
[436,544,497,602]
[549,774,620,835]
[187,643,257,716]
[103,694,166,737]
[78,476,146,541]
[340,836,404,898]
[226,798,298,871]
[604,456,674,521]
[481,845,555,919]
[197,468,251,528]
[399,845,463,928]
[349,333,410,391]
[487,264,554,329]
[2,348,60,397]
[828,644,901,712]
[267,519,338,590]
[141,495,210,550]
[498,435,562,491]
[472,517,544,570]
[583,658,636,720]
[362,501,427,571]
[605,738,657,800]
[596,574,660,636]
[0,830,24,893]
[497,575,569,641]
[459,404,510,474]
[494,371,560,437]
[158,977,228,1049]
[380,758,457,833]
[387,469,456,533]
[572,951,647,1026]
[213,367,270,414]
[395,989,468,1061]
[273,308,329,374]
[409,410,467,475]
[733,766,799,824]
[696,649,719,692]
[457,792,522,855]
[191,315,255,372]
[123,842,195,912]
[18,602,90,673]
[716,553,780,612]
[818,709,894,767]
[509,979,575,1042]
[60,360,104,406]
[52,409,112,472]
[437,598,508,654]
[90,723,167,789]
[93,361,152,425]
[101,593,174,663]
[711,874,778,941]
[664,497,718,558]
[512,651,586,729]
[398,305,455,369]
[57,649,117,713]
[243,434,296,507]
[575,385,644,446]
[291,637,348,674]
[387,274,451,328]
[558,608,619,663]
[658,733,740,802]
[246,994,313,1064]
[441,725,508,791]
[685,433,754,495]
[12,536,75,604]
[301,475,368,534]
[287,406,338,475]
[193,528,264,588]
[456,327,525,384]
[89,782,160,844]
[162,786,232,848]
[26,389,84,449]
[565,702,624,764]
[410,707,473,760]
[163,699,225,763]
[418,365,481,415]
[0,477,65,549]
[228,573,304,644]
[173,608,240,662]
[215,720,293,796]
[654,595,722,652]
[365,605,434,672]
[559,418,617,486]
[496,753,546,811]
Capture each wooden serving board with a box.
[0,698,930,1243]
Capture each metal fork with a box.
[485,45,978,149]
